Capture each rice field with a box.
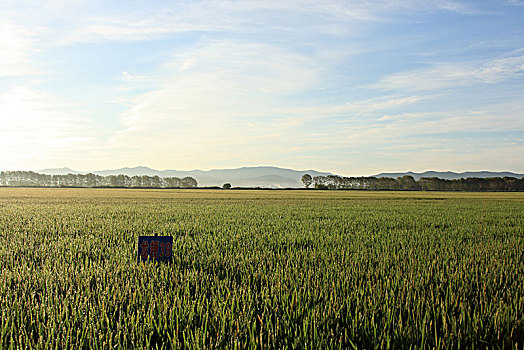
[0,188,523,348]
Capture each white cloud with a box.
[268,100,524,174]
[43,0,486,44]
[106,40,319,168]
[371,52,524,91]
[331,95,429,115]
[0,86,95,169]
[108,35,524,171]
[0,20,41,77]
[507,0,524,6]
[59,14,230,44]
[107,37,441,170]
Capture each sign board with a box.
[137,236,173,262]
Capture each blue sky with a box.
[1,0,523,176]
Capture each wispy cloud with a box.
[507,0,524,6]
[371,52,524,91]
[0,20,42,77]
[329,95,430,115]
[27,0,487,45]
[106,40,318,168]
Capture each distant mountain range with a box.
[36,167,524,187]
[37,166,332,188]
[373,171,524,180]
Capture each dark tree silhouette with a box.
[0,171,198,188]
[301,174,312,188]
[1,170,523,191]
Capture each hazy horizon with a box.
[1,1,523,175]
[1,164,521,180]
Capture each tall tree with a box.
[181,177,198,188]
[301,174,312,188]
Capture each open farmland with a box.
[0,188,523,348]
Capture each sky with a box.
[0,0,523,176]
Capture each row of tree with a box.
[301,174,524,191]
[0,171,198,188]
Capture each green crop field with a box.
[0,188,522,349]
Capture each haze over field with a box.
[36,166,524,188]
[38,166,332,187]
[1,1,523,175]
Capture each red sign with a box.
[137,236,173,262]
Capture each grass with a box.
[0,188,523,348]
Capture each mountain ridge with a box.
[37,166,332,188]
[36,167,524,187]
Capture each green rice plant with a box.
[0,188,522,348]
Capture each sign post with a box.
[137,236,173,262]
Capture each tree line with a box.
[302,174,524,191]
[0,171,198,188]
